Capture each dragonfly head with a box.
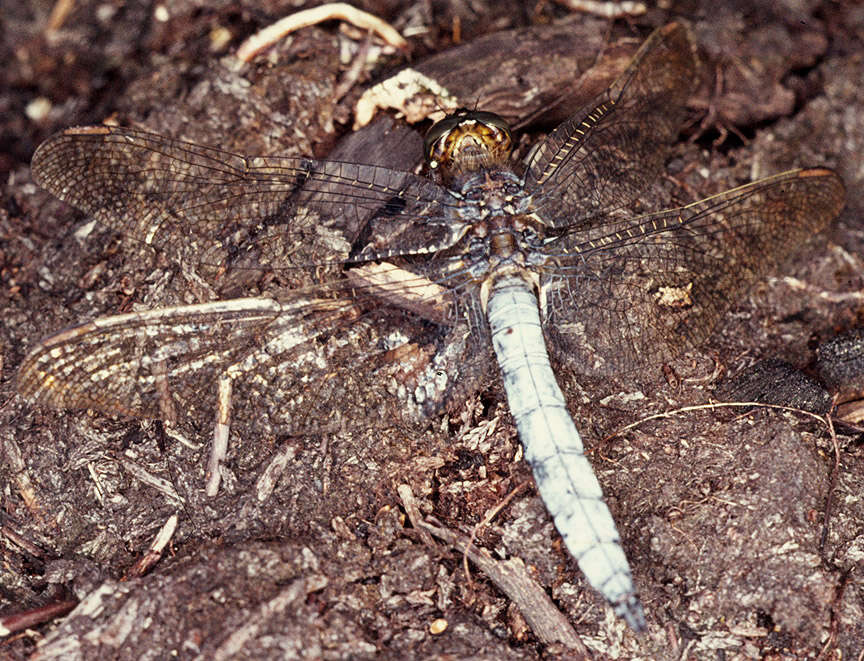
[425,110,513,178]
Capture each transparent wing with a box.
[24,124,496,433]
[541,168,846,374]
[31,125,464,275]
[524,22,698,228]
[17,265,491,433]
[18,297,288,419]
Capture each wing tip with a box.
[796,166,838,179]
[797,167,847,215]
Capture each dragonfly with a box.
[17,22,845,632]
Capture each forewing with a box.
[524,22,698,228]
[542,169,845,375]
[30,125,462,278]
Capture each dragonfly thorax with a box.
[453,169,527,217]
[458,209,546,285]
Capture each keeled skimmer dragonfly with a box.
[18,23,845,631]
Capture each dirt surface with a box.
[2,1,864,659]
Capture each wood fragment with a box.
[256,445,298,502]
[782,275,864,304]
[0,598,78,637]
[207,376,232,496]
[347,263,451,324]
[118,458,183,505]
[87,462,106,505]
[209,576,328,660]
[464,482,529,587]
[5,435,47,525]
[835,399,864,424]
[2,524,49,558]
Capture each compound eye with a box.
[424,110,513,163]
[424,113,466,161]
[471,111,512,136]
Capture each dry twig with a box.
[463,481,529,588]
[237,3,408,63]
[552,0,646,18]
[398,481,589,652]
[125,514,179,579]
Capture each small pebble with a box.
[429,618,448,635]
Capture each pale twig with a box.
[397,484,439,550]
[780,275,864,304]
[604,400,832,442]
[819,410,839,554]
[207,575,328,661]
[206,376,232,496]
[256,445,298,502]
[46,0,76,32]
[552,0,646,18]
[118,457,183,505]
[236,3,408,63]
[124,514,178,578]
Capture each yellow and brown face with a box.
[424,110,513,178]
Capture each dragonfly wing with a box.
[31,125,463,280]
[18,297,286,420]
[541,168,845,375]
[18,270,491,434]
[524,22,698,228]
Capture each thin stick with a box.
[46,0,76,32]
[124,514,179,578]
[236,3,408,63]
[552,0,646,18]
[418,516,588,652]
[819,408,840,554]
[604,400,831,442]
[0,598,78,636]
[207,376,233,496]
[397,484,439,550]
[464,481,530,588]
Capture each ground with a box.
[1,1,863,659]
